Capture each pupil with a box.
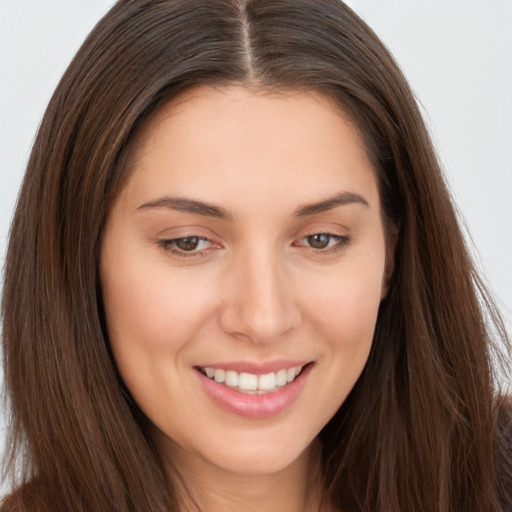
[308,234,330,249]
[176,237,199,251]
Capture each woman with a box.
[1,1,511,510]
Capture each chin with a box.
[205,439,314,476]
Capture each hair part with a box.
[2,1,511,511]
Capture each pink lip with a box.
[195,362,313,419]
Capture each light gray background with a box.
[1,0,511,496]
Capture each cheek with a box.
[100,261,217,418]
[331,278,381,339]
[285,260,385,439]
[300,249,386,402]
[310,260,384,340]
[99,250,223,418]
[102,261,215,352]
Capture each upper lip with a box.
[194,360,312,375]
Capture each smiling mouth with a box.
[197,364,308,394]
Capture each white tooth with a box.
[258,372,277,391]
[294,366,302,376]
[276,369,287,387]
[286,368,296,382]
[214,369,225,383]
[225,370,239,387]
[239,372,258,391]
[205,367,215,379]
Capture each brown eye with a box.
[306,234,331,249]
[175,236,201,251]
[158,235,218,258]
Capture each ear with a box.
[381,223,399,300]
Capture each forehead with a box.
[131,85,365,160]
[120,84,379,212]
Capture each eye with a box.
[158,236,216,257]
[305,233,332,250]
[172,236,205,251]
[295,232,351,254]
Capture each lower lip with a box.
[195,364,313,419]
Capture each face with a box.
[100,85,391,479]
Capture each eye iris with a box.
[307,234,330,249]
[175,237,200,251]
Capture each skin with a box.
[100,85,393,511]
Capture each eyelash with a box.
[157,232,352,259]
[157,236,213,258]
[295,233,352,255]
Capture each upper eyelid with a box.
[156,220,351,245]
[298,233,346,241]
[294,226,350,242]
[298,229,346,237]
[157,238,215,259]
[158,227,348,243]
[292,220,350,236]
[159,232,349,253]
[155,224,219,238]
[294,233,351,248]
[160,235,217,249]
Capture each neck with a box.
[159,437,330,512]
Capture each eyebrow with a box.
[137,197,232,220]
[294,192,369,217]
[137,191,369,220]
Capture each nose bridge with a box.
[220,242,298,343]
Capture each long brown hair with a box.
[2,1,511,510]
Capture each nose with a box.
[219,247,300,344]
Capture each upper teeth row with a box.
[202,366,303,392]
